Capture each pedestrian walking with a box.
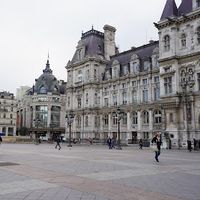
[0,135,2,145]
[187,140,192,152]
[151,133,162,162]
[139,138,143,149]
[107,137,112,149]
[111,137,116,149]
[55,136,61,150]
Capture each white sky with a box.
[0,0,182,95]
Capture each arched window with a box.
[164,35,170,51]
[197,27,200,44]
[132,112,138,125]
[143,111,149,124]
[154,110,162,124]
[112,112,118,125]
[76,116,81,127]
[39,86,47,94]
[122,112,127,125]
[86,93,88,105]
[181,33,186,47]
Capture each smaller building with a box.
[17,58,67,141]
[0,91,17,136]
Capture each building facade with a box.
[0,91,17,136]
[17,59,67,140]
[66,0,200,147]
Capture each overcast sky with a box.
[0,0,182,95]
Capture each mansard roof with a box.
[71,28,104,64]
[110,41,159,66]
[160,0,178,20]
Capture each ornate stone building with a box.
[0,91,17,136]
[17,59,66,140]
[66,0,200,147]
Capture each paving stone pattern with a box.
[0,144,199,200]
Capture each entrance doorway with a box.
[132,131,137,144]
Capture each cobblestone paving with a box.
[0,143,199,200]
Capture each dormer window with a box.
[143,61,150,71]
[164,35,170,51]
[181,33,186,47]
[39,86,47,94]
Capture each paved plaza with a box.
[0,143,199,200]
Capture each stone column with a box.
[149,109,153,131]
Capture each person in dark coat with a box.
[139,139,143,149]
[151,133,162,162]
[0,136,2,144]
[107,137,112,149]
[187,140,192,152]
[55,136,61,150]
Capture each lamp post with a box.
[33,118,41,144]
[65,110,75,147]
[180,67,195,142]
[116,107,122,150]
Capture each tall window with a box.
[104,98,109,107]
[154,110,162,124]
[154,76,160,101]
[85,116,89,127]
[122,112,127,125]
[51,106,60,127]
[67,97,70,107]
[132,90,137,103]
[112,113,118,125]
[132,112,138,125]
[164,35,170,51]
[197,27,200,44]
[77,98,81,108]
[181,33,186,47]
[164,77,172,94]
[198,73,200,91]
[104,114,109,126]
[76,116,81,127]
[143,111,149,124]
[86,93,88,105]
[113,94,117,106]
[94,69,97,79]
[35,105,48,127]
[122,92,127,104]
[143,79,148,102]
[94,115,100,127]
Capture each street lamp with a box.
[33,118,41,144]
[180,67,195,142]
[65,110,75,147]
[116,107,122,150]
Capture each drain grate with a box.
[0,162,19,167]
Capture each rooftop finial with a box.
[92,25,94,30]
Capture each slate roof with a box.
[71,28,104,64]
[160,0,193,20]
[178,0,193,15]
[102,41,159,80]
[110,41,158,66]
[160,0,178,20]
[32,60,65,95]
